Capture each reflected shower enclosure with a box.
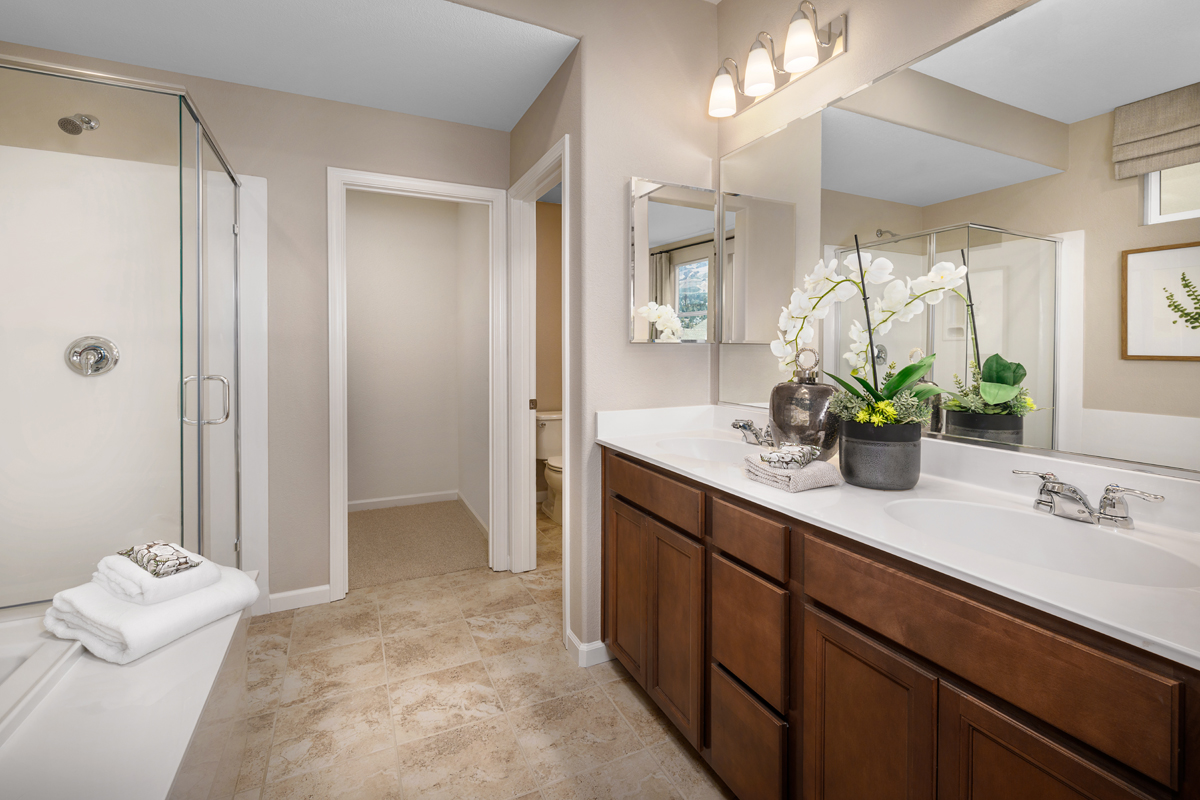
[832,223,1059,449]
[0,58,241,608]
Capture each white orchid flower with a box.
[778,305,793,331]
[871,299,893,335]
[843,253,895,285]
[926,261,967,290]
[788,318,815,344]
[803,259,839,292]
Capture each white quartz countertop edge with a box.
[597,429,1200,673]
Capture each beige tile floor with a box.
[202,511,733,800]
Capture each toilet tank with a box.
[535,411,563,459]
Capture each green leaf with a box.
[980,381,1021,404]
[911,384,950,402]
[1010,361,1027,387]
[827,372,866,400]
[882,355,935,399]
[853,374,886,403]
[981,353,1013,385]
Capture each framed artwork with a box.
[1122,241,1200,361]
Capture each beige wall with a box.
[0,39,510,594]
[536,201,563,413]
[457,203,493,525]
[922,112,1200,418]
[347,192,462,504]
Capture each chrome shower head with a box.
[57,114,99,135]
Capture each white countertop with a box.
[597,405,1200,671]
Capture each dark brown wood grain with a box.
[603,496,649,686]
[607,451,704,538]
[710,496,790,583]
[804,605,938,800]
[938,683,1155,800]
[711,553,789,712]
[805,535,1181,788]
[648,517,706,748]
[711,663,787,800]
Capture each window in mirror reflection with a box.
[675,259,709,341]
[1147,163,1200,224]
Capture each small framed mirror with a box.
[629,178,722,343]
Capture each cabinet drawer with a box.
[710,497,789,582]
[711,554,788,712]
[710,664,786,800]
[806,535,1181,788]
[607,452,703,538]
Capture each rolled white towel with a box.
[43,566,259,665]
[93,552,220,605]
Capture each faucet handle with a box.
[1098,484,1164,529]
[1013,470,1057,481]
[1102,484,1164,503]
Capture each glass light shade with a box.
[744,42,776,97]
[783,11,819,73]
[708,68,736,117]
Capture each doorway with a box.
[327,168,508,602]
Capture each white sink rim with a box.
[885,498,1200,589]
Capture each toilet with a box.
[536,411,563,523]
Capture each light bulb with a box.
[783,8,819,73]
[744,41,776,97]
[708,67,736,117]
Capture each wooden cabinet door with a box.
[604,496,650,686]
[938,684,1153,800]
[804,605,938,800]
[647,517,705,747]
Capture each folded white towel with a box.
[743,454,843,493]
[43,566,259,665]
[93,551,220,605]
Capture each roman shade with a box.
[1113,82,1200,179]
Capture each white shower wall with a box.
[0,145,181,607]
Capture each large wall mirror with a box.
[629,178,723,343]
[717,0,1200,473]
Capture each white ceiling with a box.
[821,107,1061,207]
[0,0,578,131]
[911,0,1200,124]
[648,201,734,248]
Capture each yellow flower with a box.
[869,412,886,426]
[1024,397,1037,410]
[875,400,898,421]
[855,409,871,423]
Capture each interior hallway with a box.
[199,512,731,798]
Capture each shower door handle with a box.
[206,375,231,424]
[182,375,231,425]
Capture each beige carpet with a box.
[348,501,488,589]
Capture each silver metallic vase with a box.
[768,348,840,459]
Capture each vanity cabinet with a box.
[600,448,1197,800]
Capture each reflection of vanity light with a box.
[707,1,847,117]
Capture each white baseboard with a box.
[568,630,612,668]
[268,584,331,614]
[459,495,489,536]
[348,490,458,512]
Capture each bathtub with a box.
[0,614,81,747]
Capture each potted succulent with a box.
[941,354,1036,444]
[771,238,958,489]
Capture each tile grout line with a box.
[376,598,408,800]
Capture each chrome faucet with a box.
[1013,471,1164,529]
[732,419,774,447]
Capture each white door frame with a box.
[327,167,509,601]
[508,136,571,648]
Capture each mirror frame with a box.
[629,177,719,344]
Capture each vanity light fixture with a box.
[708,1,846,117]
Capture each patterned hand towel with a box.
[119,541,200,578]
[743,454,843,493]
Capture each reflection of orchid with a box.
[774,255,974,383]
[637,301,683,342]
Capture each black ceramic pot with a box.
[839,421,921,490]
[943,410,1024,445]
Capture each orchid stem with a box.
[961,248,982,373]
[853,235,880,391]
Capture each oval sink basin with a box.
[656,437,761,464]
[885,499,1200,588]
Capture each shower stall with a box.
[0,56,241,609]
[830,223,1059,449]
